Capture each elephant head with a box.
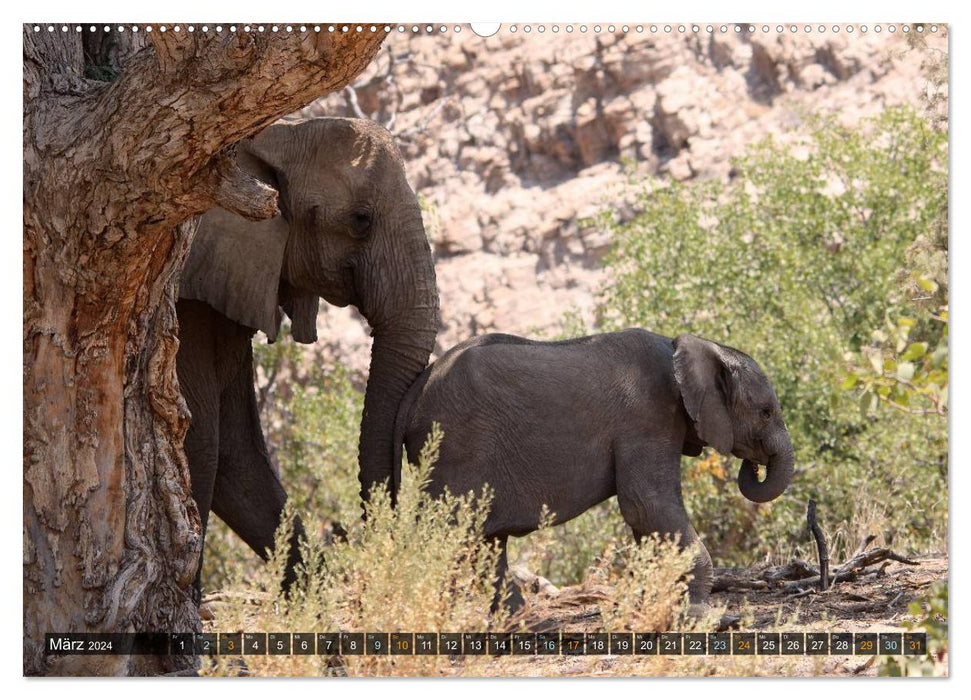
[180,117,439,506]
[672,334,794,503]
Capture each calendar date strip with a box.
[45,631,927,657]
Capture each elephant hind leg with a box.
[211,345,306,593]
[488,535,525,614]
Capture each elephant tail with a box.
[391,364,433,506]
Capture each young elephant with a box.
[393,329,794,611]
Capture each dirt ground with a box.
[716,555,947,631]
[495,553,948,677]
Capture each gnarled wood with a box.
[23,23,385,676]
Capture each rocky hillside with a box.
[295,26,945,373]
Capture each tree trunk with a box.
[23,23,385,676]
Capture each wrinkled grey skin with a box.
[177,118,438,601]
[394,329,794,611]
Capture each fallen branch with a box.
[712,562,816,592]
[838,547,921,573]
[855,534,878,557]
[711,571,771,593]
[783,547,920,592]
[764,559,819,582]
[714,547,920,593]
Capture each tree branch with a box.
[199,146,280,221]
[29,26,388,238]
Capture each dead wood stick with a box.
[855,534,878,557]
[711,569,771,592]
[836,547,921,572]
[764,559,819,582]
[808,499,830,590]
[712,561,817,591]
[886,591,905,609]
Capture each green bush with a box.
[880,581,948,677]
[592,106,947,566]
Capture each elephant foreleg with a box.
[176,304,222,605]
[614,439,714,610]
[183,405,218,605]
[211,347,306,593]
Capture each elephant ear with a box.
[180,208,288,341]
[179,126,297,342]
[672,334,737,456]
[282,293,320,344]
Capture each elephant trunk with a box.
[737,439,794,504]
[357,212,439,511]
[358,325,437,508]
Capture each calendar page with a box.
[23,20,948,679]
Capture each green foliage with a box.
[844,220,948,417]
[253,330,365,529]
[593,106,947,566]
[274,364,364,528]
[880,581,948,676]
[844,306,948,416]
[603,107,946,453]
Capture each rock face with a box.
[295,26,945,373]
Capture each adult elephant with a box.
[177,117,438,599]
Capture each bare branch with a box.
[344,84,368,119]
[204,147,279,221]
[397,96,452,141]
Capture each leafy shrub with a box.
[880,581,948,677]
[844,225,948,417]
[590,106,947,566]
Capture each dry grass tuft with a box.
[202,424,506,676]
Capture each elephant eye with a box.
[761,406,773,419]
[349,206,373,240]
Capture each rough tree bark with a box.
[23,23,386,676]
